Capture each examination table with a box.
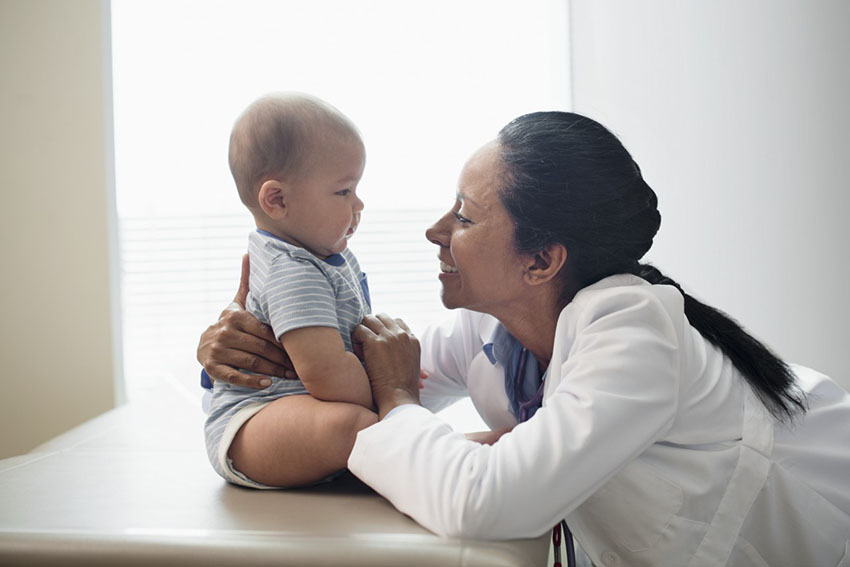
[0,394,548,566]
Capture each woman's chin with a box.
[439,290,461,310]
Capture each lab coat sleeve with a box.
[348,288,681,539]
[417,310,488,413]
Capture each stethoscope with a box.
[514,348,576,567]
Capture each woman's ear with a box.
[524,243,567,286]
[257,179,290,219]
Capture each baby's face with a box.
[283,137,366,258]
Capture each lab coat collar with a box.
[576,273,649,296]
[475,313,503,351]
[480,320,545,421]
[481,324,518,367]
[479,274,647,364]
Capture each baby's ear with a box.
[257,180,290,219]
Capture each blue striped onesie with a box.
[204,229,371,487]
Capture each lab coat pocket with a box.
[580,460,683,552]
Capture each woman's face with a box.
[425,140,530,316]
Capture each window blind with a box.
[120,208,450,400]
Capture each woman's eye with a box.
[453,211,472,224]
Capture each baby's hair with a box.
[228,93,361,208]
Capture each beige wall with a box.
[0,0,119,458]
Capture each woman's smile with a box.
[425,141,530,315]
[439,260,458,274]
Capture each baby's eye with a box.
[453,211,472,224]
[336,189,351,196]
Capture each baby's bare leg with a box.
[228,395,377,487]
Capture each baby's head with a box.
[229,93,366,258]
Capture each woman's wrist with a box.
[376,387,421,420]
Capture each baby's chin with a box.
[328,239,349,255]
[322,230,355,256]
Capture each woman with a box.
[199,112,850,566]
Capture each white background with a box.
[111,0,571,418]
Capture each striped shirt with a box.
[203,230,371,482]
[246,229,370,350]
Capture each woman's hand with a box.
[352,314,422,420]
[197,254,293,389]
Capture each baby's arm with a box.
[281,326,373,409]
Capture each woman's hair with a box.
[496,111,806,421]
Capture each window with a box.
[111,0,570,425]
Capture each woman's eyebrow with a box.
[456,191,483,209]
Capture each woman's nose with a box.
[425,211,451,247]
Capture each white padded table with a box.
[0,396,548,566]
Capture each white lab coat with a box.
[348,274,850,566]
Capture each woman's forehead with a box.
[458,140,503,207]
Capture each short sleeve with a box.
[261,255,338,339]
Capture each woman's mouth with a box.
[440,261,458,273]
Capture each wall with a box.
[0,0,120,458]
[570,1,850,388]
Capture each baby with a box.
[204,93,377,488]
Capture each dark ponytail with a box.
[497,111,806,421]
[635,264,806,421]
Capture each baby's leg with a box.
[228,394,377,487]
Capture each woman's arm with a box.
[197,254,293,389]
[349,290,681,539]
